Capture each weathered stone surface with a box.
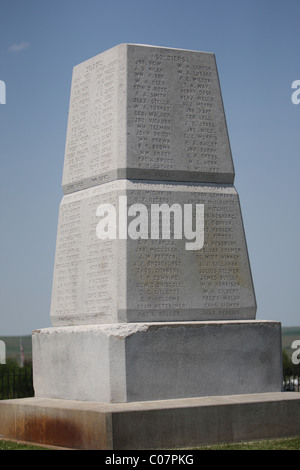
[50,180,256,326]
[51,44,255,327]
[32,321,282,403]
[35,45,275,412]
[1,392,300,449]
[62,44,234,194]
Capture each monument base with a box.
[0,393,299,449]
[32,320,283,403]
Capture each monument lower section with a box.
[50,180,256,327]
[1,393,300,449]
[32,320,282,403]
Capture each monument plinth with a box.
[1,45,298,450]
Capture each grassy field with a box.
[0,436,300,450]
[197,436,300,450]
[0,440,49,450]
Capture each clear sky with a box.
[0,0,299,335]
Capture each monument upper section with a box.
[62,44,234,194]
[50,44,256,326]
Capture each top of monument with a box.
[114,43,214,54]
[74,43,215,68]
[63,43,234,194]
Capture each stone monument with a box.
[32,44,281,403]
[2,45,299,450]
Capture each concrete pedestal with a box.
[32,320,282,403]
[0,393,299,449]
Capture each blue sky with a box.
[0,0,299,335]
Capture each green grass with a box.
[197,436,300,450]
[0,436,300,450]
[0,439,49,450]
